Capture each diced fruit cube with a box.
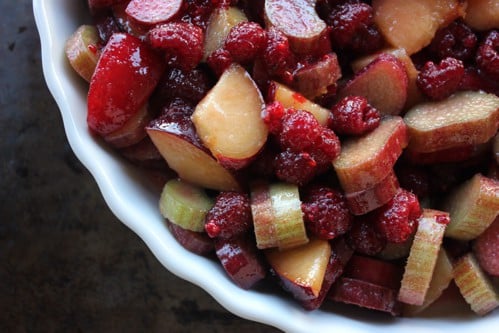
[473,217,499,277]
[192,64,268,170]
[398,209,449,306]
[404,91,499,153]
[293,53,342,99]
[65,25,101,82]
[453,253,499,316]
[442,174,499,241]
[159,179,214,232]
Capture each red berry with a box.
[261,101,288,134]
[148,22,204,71]
[476,30,499,81]
[301,185,353,240]
[279,110,322,152]
[417,57,465,100]
[155,67,211,105]
[207,48,233,77]
[204,192,252,239]
[373,189,421,244]
[309,128,341,167]
[224,22,267,64]
[429,20,477,61]
[274,150,318,186]
[346,215,386,256]
[263,28,297,84]
[329,96,380,135]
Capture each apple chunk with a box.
[404,91,499,153]
[192,64,268,170]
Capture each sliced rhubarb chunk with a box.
[65,25,101,82]
[473,217,499,277]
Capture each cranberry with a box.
[476,30,499,81]
[224,22,267,64]
[274,150,318,186]
[329,96,380,135]
[301,185,353,240]
[204,192,252,239]
[346,215,386,256]
[148,22,204,71]
[417,57,465,100]
[373,189,421,244]
[429,20,477,61]
[263,28,297,84]
[207,48,233,77]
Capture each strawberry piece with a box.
[88,33,165,135]
[125,0,183,25]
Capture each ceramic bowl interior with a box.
[33,1,498,332]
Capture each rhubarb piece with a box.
[125,0,183,25]
[250,181,308,250]
[330,277,401,316]
[215,235,267,290]
[398,209,449,306]
[404,91,499,153]
[403,144,480,165]
[166,220,214,255]
[372,0,465,55]
[404,248,454,315]
[442,174,499,240]
[337,54,408,116]
[203,6,248,60]
[343,255,403,290]
[159,179,214,232]
[332,116,408,193]
[293,53,342,99]
[464,0,499,31]
[103,104,150,148]
[192,64,267,170]
[377,236,413,260]
[147,108,241,192]
[111,3,150,39]
[119,136,164,168]
[88,33,165,135]
[345,169,400,216]
[453,253,499,315]
[264,0,327,54]
[269,81,330,126]
[65,25,101,82]
[474,217,499,277]
[266,239,331,306]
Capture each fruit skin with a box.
[88,33,165,135]
[473,217,499,277]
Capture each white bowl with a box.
[33,1,498,332]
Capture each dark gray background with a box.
[0,1,281,331]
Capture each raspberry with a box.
[207,48,233,77]
[148,22,204,71]
[224,22,267,64]
[301,185,353,240]
[179,0,216,29]
[308,128,341,167]
[261,101,288,134]
[458,66,499,95]
[279,110,322,152]
[373,189,421,244]
[429,20,477,61]
[476,30,499,81]
[274,150,318,186]
[204,192,252,239]
[329,96,381,135]
[417,57,465,100]
[346,215,386,256]
[263,28,297,84]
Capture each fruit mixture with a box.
[66,0,499,317]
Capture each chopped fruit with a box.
[65,25,101,82]
[404,247,454,315]
[192,64,267,170]
[125,0,183,25]
[429,21,478,62]
[417,57,464,101]
[250,181,309,250]
[345,169,400,216]
[153,68,211,106]
[343,255,403,290]
[333,116,408,193]
[453,253,499,316]
[337,54,408,115]
[119,136,165,169]
[88,33,165,135]
[403,144,480,165]
[330,277,402,316]
[111,3,150,40]
[166,219,214,255]
[204,192,252,239]
[266,239,332,304]
[329,96,381,136]
[404,91,499,153]
[346,215,386,256]
[103,104,150,148]
[373,188,421,244]
[224,22,267,64]
[476,30,499,81]
[269,81,330,126]
[146,108,241,192]
[203,6,248,60]
[464,0,499,31]
[215,235,267,290]
[159,179,214,232]
[377,236,414,261]
[262,27,297,83]
[148,22,204,71]
[301,185,353,240]
[398,209,449,306]
[442,174,499,240]
[473,217,499,277]
[293,53,342,99]
[372,0,465,55]
[264,0,327,54]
